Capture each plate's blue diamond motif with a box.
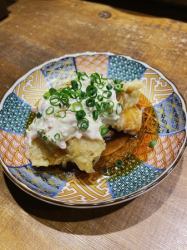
[0,93,31,134]
[9,165,67,197]
[41,57,77,87]
[154,93,186,135]
[107,163,163,198]
[108,56,146,81]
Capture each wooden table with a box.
[0,0,187,249]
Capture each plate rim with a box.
[1,51,187,208]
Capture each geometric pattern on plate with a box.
[108,55,146,81]
[0,93,31,134]
[40,57,77,87]
[0,130,29,167]
[107,161,164,199]
[75,54,108,76]
[146,130,186,169]
[141,68,173,105]
[56,173,111,203]
[9,165,67,197]
[154,93,186,135]
[14,70,48,107]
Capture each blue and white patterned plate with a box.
[0,52,186,208]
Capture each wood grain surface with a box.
[0,0,187,249]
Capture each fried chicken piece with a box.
[27,137,105,173]
[66,137,106,173]
[113,80,143,134]
[113,105,142,135]
[27,137,68,167]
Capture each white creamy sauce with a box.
[26,75,121,149]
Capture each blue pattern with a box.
[154,93,186,135]
[108,56,146,81]
[9,164,67,197]
[0,93,31,134]
[41,57,77,87]
[107,163,164,198]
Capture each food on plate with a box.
[26,72,144,173]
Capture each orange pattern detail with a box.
[146,131,186,169]
[0,130,29,167]
[75,54,108,76]
[56,173,111,203]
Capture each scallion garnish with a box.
[59,94,69,106]
[114,83,123,93]
[50,96,60,106]
[78,118,89,131]
[92,110,99,121]
[95,103,101,112]
[76,110,86,121]
[71,80,79,90]
[71,102,83,112]
[46,106,54,115]
[106,84,113,90]
[103,90,112,99]
[100,125,109,137]
[69,89,77,99]
[54,110,66,118]
[86,98,95,107]
[97,95,103,101]
[49,88,57,95]
[86,85,97,97]
[54,133,61,141]
[149,140,157,148]
[77,71,88,81]
[43,91,50,99]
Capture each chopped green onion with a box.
[79,91,87,99]
[106,84,113,90]
[43,91,50,99]
[36,112,42,118]
[90,72,101,84]
[104,101,114,114]
[59,94,69,105]
[76,110,86,121]
[71,80,79,90]
[116,103,122,114]
[114,79,122,85]
[69,89,77,99]
[149,140,157,148]
[54,110,66,118]
[77,71,88,81]
[97,95,103,102]
[46,106,54,115]
[92,110,99,121]
[54,133,61,141]
[95,103,101,112]
[77,118,89,131]
[100,101,114,114]
[50,96,60,106]
[100,125,109,137]
[49,88,57,95]
[103,90,112,99]
[86,85,97,97]
[114,83,123,93]
[60,87,71,96]
[71,102,83,112]
[86,98,95,107]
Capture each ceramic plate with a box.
[0,52,186,208]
